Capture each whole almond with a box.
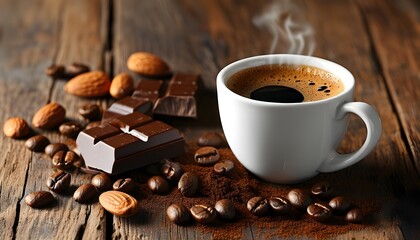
[32,103,66,129]
[127,52,170,77]
[110,73,134,99]
[64,71,111,97]
[3,117,30,139]
[99,191,140,217]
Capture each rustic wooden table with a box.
[0,0,419,239]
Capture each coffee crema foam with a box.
[227,64,344,102]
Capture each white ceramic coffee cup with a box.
[217,54,382,184]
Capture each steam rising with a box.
[253,0,315,55]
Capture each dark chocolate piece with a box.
[132,79,164,103]
[108,96,152,115]
[101,111,123,125]
[108,111,153,132]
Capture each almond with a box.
[64,71,111,97]
[32,103,66,129]
[110,73,134,99]
[3,117,30,139]
[99,191,140,217]
[127,52,170,77]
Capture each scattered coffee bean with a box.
[197,132,227,148]
[194,146,220,165]
[288,189,312,209]
[247,197,270,216]
[59,122,82,138]
[214,199,236,220]
[311,181,333,199]
[161,159,183,181]
[51,150,78,170]
[268,196,291,215]
[147,176,170,195]
[166,203,191,225]
[178,172,199,197]
[47,170,71,193]
[85,121,101,129]
[25,135,50,152]
[73,183,97,203]
[190,204,217,224]
[113,178,135,193]
[213,160,234,174]
[78,104,101,121]
[307,202,333,222]
[45,143,69,158]
[345,208,363,223]
[25,191,55,208]
[45,64,66,78]
[91,173,113,192]
[329,196,351,212]
[66,63,90,78]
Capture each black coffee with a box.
[227,64,344,103]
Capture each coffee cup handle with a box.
[318,102,382,172]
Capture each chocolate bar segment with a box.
[132,79,164,103]
[108,111,153,132]
[108,96,152,115]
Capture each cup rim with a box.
[217,54,355,106]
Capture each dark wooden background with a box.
[0,0,418,239]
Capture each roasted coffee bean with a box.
[268,196,291,215]
[85,121,101,129]
[197,132,227,148]
[147,176,170,195]
[25,191,55,208]
[45,143,69,158]
[329,196,351,212]
[311,181,333,199]
[25,135,50,152]
[73,183,97,203]
[91,173,113,192]
[161,159,183,181]
[178,172,199,197]
[213,160,234,174]
[190,204,218,224]
[194,146,220,165]
[166,203,191,225]
[113,178,135,193]
[45,64,66,78]
[47,170,71,193]
[66,63,90,78]
[52,150,78,170]
[345,208,363,223]
[247,197,270,216]
[59,122,82,138]
[288,189,312,209]
[78,104,101,121]
[214,199,236,220]
[307,202,333,222]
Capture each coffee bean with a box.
[345,208,363,223]
[25,191,55,208]
[311,181,333,199]
[287,189,312,209]
[166,203,191,225]
[52,150,78,170]
[194,146,220,165]
[190,204,217,224]
[247,197,270,216]
[268,196,291,215]
[197,132,227,148]
[25,135,50,152]
[45,64,66,78]
[47,170,71,193]
[66,63,90,78]
[91,173,113,192]
[59,122,82,138]
[178,172,199,197]
[161,159,183,181]
[85,121,101,130]
[214,199,236,220]
[213,160,234,174]
[147,176,170,195]
[329,196,351,212]
[78,104,101,121]
[45,143,69,158]
[113,178,135,193]
[307,202,333,222]
[73,183,97,203]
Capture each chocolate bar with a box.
[77,112,185,174]
[152,73,198,118]
[101,96,153,124]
